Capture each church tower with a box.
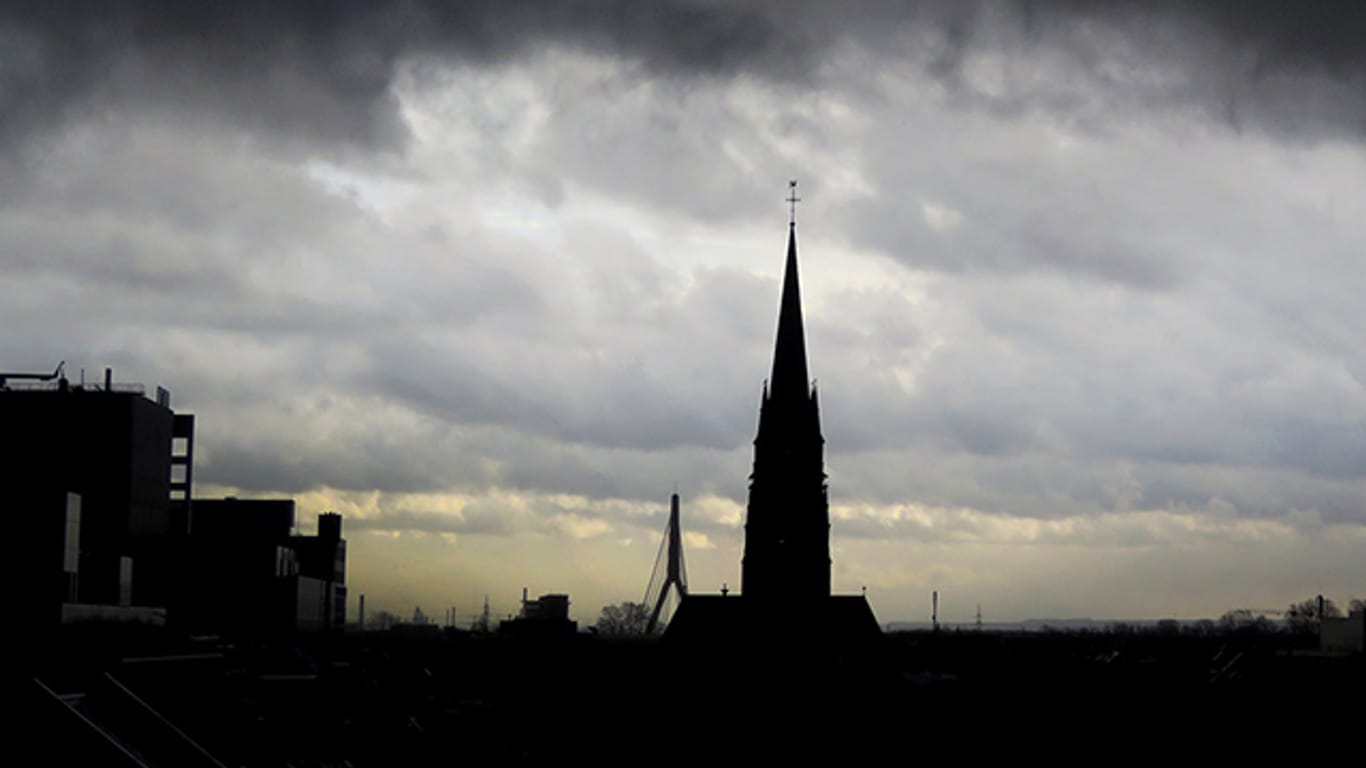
[664,182,877,646]
[741,189,831,601]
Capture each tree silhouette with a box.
[594,601,650,637]
[1218,609,1273,634]
[1285,596,1341,633]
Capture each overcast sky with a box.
[3,1,1363,624]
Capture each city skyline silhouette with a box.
[8,4,1365,763]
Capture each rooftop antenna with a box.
[786,179,801,227]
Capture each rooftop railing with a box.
[1,381,148,396]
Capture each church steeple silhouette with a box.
[662,182,878,646]
[741,197,831,601]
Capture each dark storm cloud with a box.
[1075,1,1366,141]
[880,1,1366,142]
[8,1,1366,165]
[0,0,808,156]
[1145,1,1366,78]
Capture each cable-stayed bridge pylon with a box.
[642,493,688,634]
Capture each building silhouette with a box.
[4,364,347,637]
[1321,606,1365,654]
[5,368,194,628]
[668,199,879,646]
[294,511,348,630]
[499,588,577,637]
[186,499,348,634]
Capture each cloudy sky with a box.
[3,1,1363,624]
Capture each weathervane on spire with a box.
[787,179,801,227]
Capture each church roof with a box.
[664,594,881,646]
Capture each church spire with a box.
[768,223,811,403]
[770,179,810,405]
[741,182,830,602]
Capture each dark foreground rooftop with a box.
[21,622,1363,765]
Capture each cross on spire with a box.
[787,179,801,226]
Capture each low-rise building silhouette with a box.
[1321,607,1365,655]
[185,498,347,634]
[499,589,577,637]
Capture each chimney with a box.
[318,512,342,541]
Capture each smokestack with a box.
[104,367,112,391]
[932,590,939,632]
[358,594,365,631]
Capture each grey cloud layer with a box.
[3,2,1365,546]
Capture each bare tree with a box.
[1285,596,1341,633]
[1219,609,1273,635]
[594,601,650,637]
